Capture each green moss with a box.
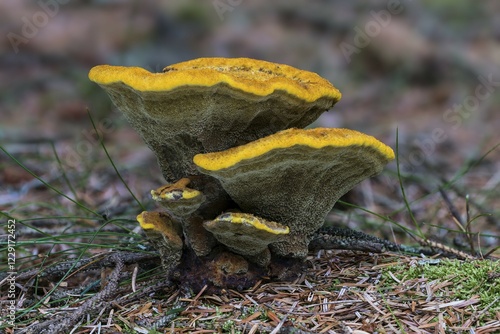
[383,259,500,318]
[222,320,237,332]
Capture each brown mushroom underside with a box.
[100,83,338,182]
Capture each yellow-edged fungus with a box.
[194,127,395,171]
[88,56,398,291]
[151,178,206,217]
[88,57,341,182]
[89,57,341,102]
[137,211,183,273]
[204,212,290,267]
[194,127,395,258]
[149,178,215,256]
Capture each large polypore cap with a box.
[194,128,395,258]
[88,57,341,181]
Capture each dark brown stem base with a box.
[172,246,306,293]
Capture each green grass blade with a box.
[87,109,146,211]
[0,145,102,218]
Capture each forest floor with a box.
[1,1,499,333]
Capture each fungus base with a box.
[172,246,305,293]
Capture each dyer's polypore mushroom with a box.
[151,178,206,217]
[194,127,395,258]
[150,178,214,256]
[136,211,183,274]
[89,57,341,257]
[89,57,395,290]
[88,57,341,183]
[204,212,290,267]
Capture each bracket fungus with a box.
[204,212,290,267]
[151,178,206,217]
[136,211,183,275]
[89,57,341,260]
[89,57,395,291]
[194,127,395,258]
[150,177,215,256]
[88,57,341,183]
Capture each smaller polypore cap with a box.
[151,178,206,217]
[137,211,183,274]
[204,212,289,257]
[136,211,183,250]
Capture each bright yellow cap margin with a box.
[137,212,159,231]
[215,213,290,235]
[193,128,395,171]
[88,57,341,103]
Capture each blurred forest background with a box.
[1,0,499,251]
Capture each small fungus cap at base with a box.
[150,178,206,217]
[203,212,290,255]
[136,211,183,248]
[136,211,183,273]
[204,212,290,266]
[204,212,290,238]
[148,178,215,256]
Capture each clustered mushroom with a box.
[89,57,394,290]
[204,212,290,267]
[194,127,395,259]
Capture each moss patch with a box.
[383,258,500,319]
